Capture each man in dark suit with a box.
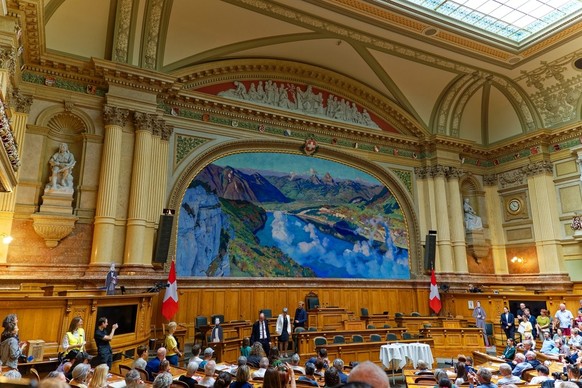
[500,306,515,339]
[210,318,223,343]
[250,312,270,355]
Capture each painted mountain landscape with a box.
[177,153,410,279]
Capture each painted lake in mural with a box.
[176,152,410,279]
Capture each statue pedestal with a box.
[466,229,490,263]
[32,191,77,247]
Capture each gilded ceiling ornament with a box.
[113,0,133,63]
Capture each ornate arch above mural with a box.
[167,139,422,280]
[171,58,428,139]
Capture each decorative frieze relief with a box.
[483,174,497,186]
[522,160,553,177]
[499,169,525,189]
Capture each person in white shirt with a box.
[555,303,574,337]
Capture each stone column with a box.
[431,165,454,272]
[0,91,32,263]
[123,112,153,268]
[90,105,129,266]
[483,174,508,274]
[447,167,468,273]
[525,161,565,273]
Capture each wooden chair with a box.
[314,336,327,346]
[333,335,345,344]
[416,371,434,376]
[386,333,398,341]
[370,334,382,342]
[352,334,364,343]
[411,312,422,317]
[119,364,132,376]
[171,381,190,388]
[29,368,40,382]
[367,324,376,329]
[402,332,414,340]
[136,368,149,382]
[384,324,392,328]
[415,376,437,384]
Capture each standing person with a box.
[210,318,223,343]
[500,306,515,340]
[62,316,86,356]
[276,307,292,357]
[473,301,489,346]
[293,301,307,329]
[94,316,118,368]
[516,303,527,321]
[250,312,271,356]
[536,309,551,340]
[165,321,183,366]
[554,303,574,337]
[0,314,27,379]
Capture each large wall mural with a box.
[176,152,410,279]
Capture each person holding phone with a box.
[94,316,118,368]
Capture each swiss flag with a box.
[429,269,442,314]
[161,260,179,320]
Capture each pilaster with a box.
[90,105,128,266]
[447,167,468,273]
[525,161,565,274]
[431,165,454,272]
[483,174,508,274]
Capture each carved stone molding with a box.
[522,160,553,177]
[142,0,163,69]
[113,0,133,63]
[483,174,497,186]
[499,169,526,189]
[161,123,172,141]
[0,46,15,77]
[103,105,129,127]
[446,167,463,179]
[31,213,78,248]
[429,165,448,178]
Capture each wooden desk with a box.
[343,320,365,330]
[420,327,486,357]
[395,316,441,333]
[437,318,468,328]
[361,314,394,328]
[295,327,407,354]
[198,320,251,346]
[316,338,434,367]
[307,308,354,331]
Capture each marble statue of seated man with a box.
[464,198,483,231]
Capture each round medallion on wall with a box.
[507,198,522,214]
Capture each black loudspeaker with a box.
[424,230,437,271]
[153,214,174,264]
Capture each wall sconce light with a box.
[511,256,524,264]
[1,234,13,245]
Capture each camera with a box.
[552,372,568,381]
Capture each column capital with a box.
[0,46,15,76]
[414,166,430,180]
[9,90,33,114]
[445,166,463,180]
[133,111,155,133]
[483,174,497,186]
[103,105,129,127]
[429,164,450,178]
[522,160,553,177]
[161,123,173,141]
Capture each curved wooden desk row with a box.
[295,327,406,353]
[315,338,435,367]
[420,327,486,357]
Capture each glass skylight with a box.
[388,0,582,43]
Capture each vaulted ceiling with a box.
[18,0,582,146]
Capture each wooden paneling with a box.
[420,327,486,357]
[0,293,153,359]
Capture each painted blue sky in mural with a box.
[177,152,410,279]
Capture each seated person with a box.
[191,344,203,364]
[545,337,571,360]
[465,356,476,374]
[569,328,582,348]
[298,362,319,387]
[246,342,266,367]
[348,361,390,388]
[529,365,551,385]
[511,353,533,377]
[314,358,325,377]
[198,360,216,387]
[454,362,468,385]
[213,371,232,388]
[268,346,281,367]
[498,364,521,385]
[468,368,497,388]
[307,348,330,369]
[525,351,541,369]
[145,347,166,381]
[251,357,269,379]
[516,339,534,353]
[199,347,214,369]
[178,361,200,388]
[502,338,517,361]
[240,337,251,358]
[333,358,348,384]
[324,367,340,388]
[434,369,456,388]
[290,353,305,374]
[132,345,148,370]
[416,360,432,374]
[540,331,555,353]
